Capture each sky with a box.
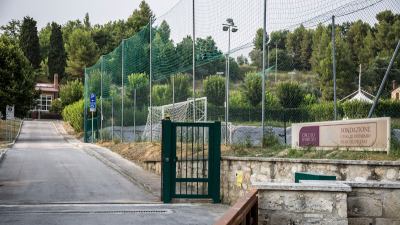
[0,0,180,29]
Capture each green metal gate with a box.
[161,119,221,203]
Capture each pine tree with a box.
[19,16,41,69]
[48,22,66,81]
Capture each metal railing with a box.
[214,189,258,225]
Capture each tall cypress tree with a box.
[48,22,66,81]
[19,16,41,69]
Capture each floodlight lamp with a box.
[223,26,229,31]
[231,27,238,32]
[226,18,234,25]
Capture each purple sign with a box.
[299,126,319,147]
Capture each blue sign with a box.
[90,93,96,112]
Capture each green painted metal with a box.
[294,172,336,183]
[161,119,221,203]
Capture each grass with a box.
[0,119,22,146]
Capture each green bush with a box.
[276,82,304,108]
[242,72,262,107]
[376,99,400,117]
[229,90,249,108]
[60,80,83,107]
[308,102,342,121]
[171,73,191,102]
[62,99,84,132]
[203,75,225,105]
[50,98,63,114]
[152,84,171,106]
[342,100,371,118]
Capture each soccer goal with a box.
[142,97,208,141]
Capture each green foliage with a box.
[60,80,83,107]
[38,23,51,61]
[50,98,63,114]
[342,100,371,118]
[65,28,99,79]
[268,48,293,71]
[152,84,171,106]
[19,16,41,69]
[376,100,400,117]
[265,91,280,108]
[48,22,66,81]
[126,0,154,35]
[62,99,84,132]
[276,82,304,108]
[303,93,318,106]
[308,102,340,121]
[203,75,225,105]
[242,72,262,107]
[0,35,37,117]
[286,25,312,70]
[127,72,149,108]
[229,90,249,108]
[0,19,20,41]
[171,73,191,102]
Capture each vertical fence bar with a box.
[100,55,103,141]
[149,20,153,142]
[261,0,267,145]
[111,96,114,141]
[84,68,88,143]
[192,0,196,122]
[134,89,136,141]
[332,15,337,120]
[121,39,125,142]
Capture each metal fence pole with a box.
[111,96,114,141]
[275,42,278,83]
[121,40,125,142]
[149,20,153,142]
[261,0,267,146]
[134,89,137,141]
[368,40,400,118]
[332,15,337,120]
[84,67,88,143]
[192,0,196,122]
[100,55,104,141]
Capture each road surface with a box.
[0,120,226,225]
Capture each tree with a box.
[237,55,248,65]
[346,20,371,65]
[270,30,289,49]
[375,10,400,57]
[0,19,20,41]
[319,28,356,100]
[19,16,41,69]
[38,23,52,62]
[59,80,83,106]
[126,0,153,36]
[127,73,149,108]
[242,72,262,107]
[152,84,171,105]
[84,13,91,29]
[157,20,171,43]
[0,35,37,117]
[170,73,191,102]
[48,22,66,81]
[310,24,330,76]
[253,28,268,50]
[286,25,312,70]
[203,75,225,105]
[269,48,293,71]
[276,82,304,108]
[176,36,193,71]
[65,28,99,79]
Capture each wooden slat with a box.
[214,189,258,225]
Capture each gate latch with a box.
[164,157,170,163]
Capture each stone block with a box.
[348,196,382,217]
[348,218,373,225]
[383,190,400,218]
[375,218,400,225]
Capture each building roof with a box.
[349,91,373,103]
[392,87,400,93]
[35,83,59,93]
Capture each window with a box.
[35,94,53,111]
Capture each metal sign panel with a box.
[6,105,14,120]
[90,93,96,112]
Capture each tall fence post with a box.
[84,67,88,143]
[100,55,104,141]
[149,20,153,142]
[134,89,137,141]
[261,0,267,146]
[121,40,125,142]
[192,0,196,122]
[332,15,337,120]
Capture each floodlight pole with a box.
[192,0,196,122]
[121,39,125,142]
[332,15,337,120]
[262,0,267,146]
[84,67,87,143]
[149,20,153,141]
[368,40,400,118]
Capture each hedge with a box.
[62,99,84,132]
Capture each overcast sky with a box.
[0,0,180,29]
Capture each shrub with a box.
[60,80,83,107]
[203,75,225,106]
[62,99,84,132]
[171,73,191,102]
[276,82,304,108]
[229,90,249,108]
[342,100,371,118]
[152,84,171,106]
[126,73,149,108]
[308,101,341,121]
[242,72,262,107]
[50,98,63,114]
[375,99,400,117]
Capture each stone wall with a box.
[142,157,400,205]
[254,182,350,225]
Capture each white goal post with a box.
[142,97,208,141]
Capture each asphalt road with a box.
[0,121,227,225]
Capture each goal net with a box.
[142,97,208,141]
